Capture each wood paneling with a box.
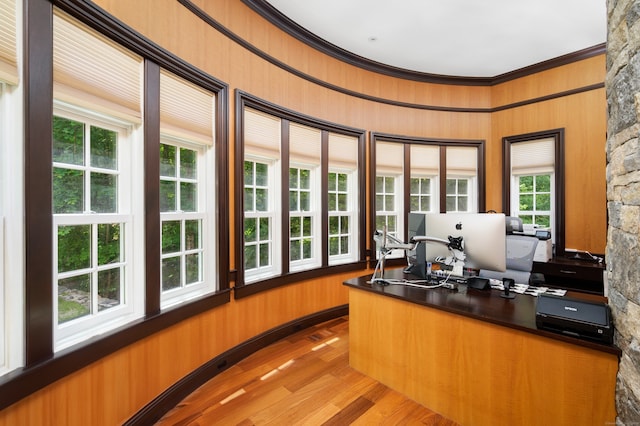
[349,288,618,426]
[0,0,608,423]
[491,88,607,252]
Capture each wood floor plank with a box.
[198,385,292,425]
[320,396,374,426]
[155,316,459,425]
[249,373,342,425]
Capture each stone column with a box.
[606,0,640,423]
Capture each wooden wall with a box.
[490,56,607,251]
[0,0,607,423]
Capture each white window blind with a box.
[53,10,142,122]
[244,108,281,159]
[511,137,555,175]
[289,123,321,165]
[446,146,477,176]
[376,142,403,174]
[411,144,439,175]
[160,70,215,146]
[328,133,358,169]
[0,0,18,85]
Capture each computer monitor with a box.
[423,213,506,274]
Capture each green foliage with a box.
[519,174,551,214]
[53,168,84,213]
[97,268,120,304]
[160,144,177,177]
[53,116,84,165]
[58,296,90,324]
[98,224,121,265]
[162,221,181,254]
[58,225,91,273]
[54,116,124,316]
[91,172,117,213]
[162,256,181,291]
[90,125,117,170]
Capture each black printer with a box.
[535,293,613,344]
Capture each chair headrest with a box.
[505,216,523,234]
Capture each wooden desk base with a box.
[349,288,618,426]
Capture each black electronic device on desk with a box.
[535,293,613,344]
[466,276,490,290]
[532,255,605,295]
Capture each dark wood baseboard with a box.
[124,304,349,425]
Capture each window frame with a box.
[159,136,217,309]
[374,173,404,259]
[511,172,554,229]
[243,157,282,282]
[409,175,437,214]
[502,129,565,256]
[445,176,476,212]
[0,80,24,377]
[327,167,359,265]
[235,91,367,298]
[288,163,322,271]
[52,106,142,350]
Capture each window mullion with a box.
[91,222,98,316]
[85,124,91,213]
[180,218,186,288]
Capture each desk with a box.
[344,269,619,426]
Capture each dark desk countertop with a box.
[344,268,621,357]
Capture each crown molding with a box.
[242,0,605,87]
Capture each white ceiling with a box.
[265,0,607,78]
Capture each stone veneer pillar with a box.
[607,0,640,423]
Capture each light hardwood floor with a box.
[156,316,458,425]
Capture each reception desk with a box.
[344,270,620,426]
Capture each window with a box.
[238,96,364,290]
[371,134,485,256]
[160,142,212,307]
[328,172,350,258]
[289,167,314,264]
[52,11,144,350]
[504,132,563,251]
[159,69,216,308]
[52,110,141,350]
[288,123,321,271]
[410,177,434,212]
[328,133,359,265]
[5,0,229,402]
[243,108,282,283]
[244,160,275,277]
[374,142,404,258]
[375,176,399,237]
[516,174,552,227]
[446,178,469,212]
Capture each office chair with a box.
[480,217,539,285]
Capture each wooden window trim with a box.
[502,128,565,256]
[234,91,367,298]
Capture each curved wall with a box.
[0,0,606,424]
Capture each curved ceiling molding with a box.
[242,0,605,87]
